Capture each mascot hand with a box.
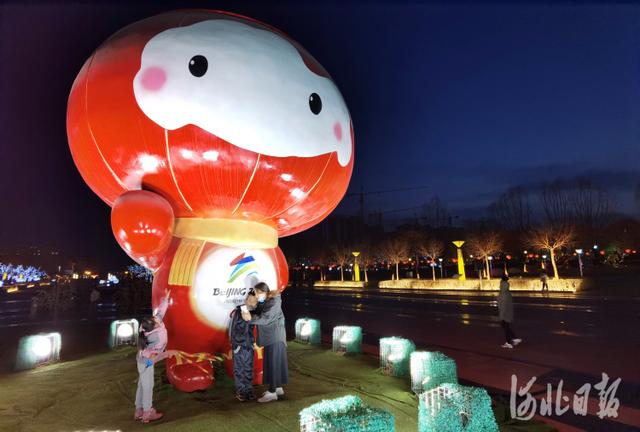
[111,190,174,271]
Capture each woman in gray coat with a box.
[241,282,288,403]
[497,276,522,349]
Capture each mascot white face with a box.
[133,19,352,167]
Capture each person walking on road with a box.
[498,275,522,349]
[540,271,549,296]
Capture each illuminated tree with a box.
[331,246,351,282]
[527,227,575,279]
[467,232,502,280]
[382,238,410,281]
[420,239,444,281]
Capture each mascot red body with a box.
[67,10,353,391]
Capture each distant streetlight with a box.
[541,255,547,270]
[575,249,584,277]
[593,244,599,250]
[523,250,528,273]
[438,258,443,279]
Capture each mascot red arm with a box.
[66,10,353,392]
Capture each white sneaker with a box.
[512,338,522,346]
[275,387,284,397]
[258,391,278,403]
[501,343,514,349]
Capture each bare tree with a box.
[402,230,424,279]
[382,238,410,281]
[527,226,574,279]
[331,246,351,282]
[467,232,502,280]
[488,186,531,231]
[569,179,615,229]
[540,180,573,229]
[420,238,444,281]
[540,178,616,230]
[422,196,450,228]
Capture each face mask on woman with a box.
[258,293,267,303]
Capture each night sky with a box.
[1,1,638,268]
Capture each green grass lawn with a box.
[0,342,555,431]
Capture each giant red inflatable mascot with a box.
[66,10,353,392]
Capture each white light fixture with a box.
[16,332,62,370]
[109,319,139,348]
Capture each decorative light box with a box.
[379,337,415,377]
[300,395,395,432]
[295,318,321,345]
[418,383,498,432]
[332,326,362,354]
[15,332,62,370]
[410,351,458,394]
[109,318,139,348]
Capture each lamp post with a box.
[575,249,584,277]
[352,252,360,282]
[438,258,443,279]
[541,255,547,270]
[523,250,528,273]
[452,241,466,281]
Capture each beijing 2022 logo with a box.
[192,247,278,329]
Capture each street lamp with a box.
[438,258,443,279]
[541,255,547,270]
[523,250,528,273]
[575,249,584,277]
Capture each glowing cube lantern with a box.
[418,383,498,432]
[295,318,321,345]
[300,395,395,432]
[15,332,62,370]
[410,351,458,394]
[109,319,139,348]
[332,326,362,354]
[380,337,415,377]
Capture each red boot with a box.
[142,408,163,423]
[166,356,214,392]
[134,408,143,420]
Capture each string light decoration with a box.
[299,395,395,432]
[418,383,498,432]
[15,332,62,370]
[0,263,46,284]
[332,326,363,354]
[126,264,154,281]
[410,351,458,394]
[109,318,139,348]
[295,318,321,345]
[379,337,415,377]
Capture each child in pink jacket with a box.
[135,290,175,423]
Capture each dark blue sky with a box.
[1,1,638,263]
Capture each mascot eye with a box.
[189,55,208,77]
[309,93,322,115]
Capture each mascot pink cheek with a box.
[140,66,166,91]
